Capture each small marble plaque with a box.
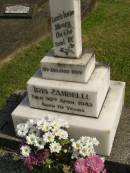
[5,5,30,14]
[12,81,125,156]
[41,49,96,83]
[49,0,82,58]
[27,65,110,117]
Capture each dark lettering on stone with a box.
[51,89,89,100]
[42,102,55,108]
[72,70,82,75]
[60,99,75,105]
[33,87,48,94]
[78,101,93,107]
[55,39,65,47]
[57,105,64,109]
[45,97,57,102]
[43,67,49,72]
[55,21,72,31]
[51,10,74,23]
[32,95,44,100]
[66,106,84,113]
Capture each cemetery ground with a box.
[0,0,130,172]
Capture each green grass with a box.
[82,0,130,105]
[0,0,130,108]
[0,38,52,108]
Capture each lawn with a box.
[0,0,130,109]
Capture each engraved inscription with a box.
[30,86,94,115]
[51,10,75,56]
[42,67,83,75]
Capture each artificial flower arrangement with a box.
[16,117,107,173]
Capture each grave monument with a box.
[0,3,32,18]
[12,0,125,156]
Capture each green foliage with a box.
[33,160,72,173]
[82,0,130,105]
[0,37,52,108]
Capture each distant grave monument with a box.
[0,3,32,18]
[12,0,125,157]
[5,5,30,14]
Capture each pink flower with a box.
[85,155,105,173]
[36,149,49,163]
[74,155,106,173]
[74,158,89,173]
[24,149,49,171]
[24,155,38,171]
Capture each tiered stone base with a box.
[12,81,125,156]
[40,49,95,83]
[27,64,110,118]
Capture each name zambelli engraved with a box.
[33,87,89,100]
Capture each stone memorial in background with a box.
[5,5,30,14]
[0,4,32,18]
[12,0,125,156]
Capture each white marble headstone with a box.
[49,0,82,58]
[27,65,110,117]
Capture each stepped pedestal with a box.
[12,81,125,156]
[27,64,110,117]
[41,49,95,83]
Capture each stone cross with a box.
[49,0,82,58]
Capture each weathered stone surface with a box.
[12,81,125,156]
[27,65,110,117]
[41,49,95,82]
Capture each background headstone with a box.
[5,5,30,14]
[0,4,32,18]
[0,0,96,63]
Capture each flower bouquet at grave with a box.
[16,117,107,173]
